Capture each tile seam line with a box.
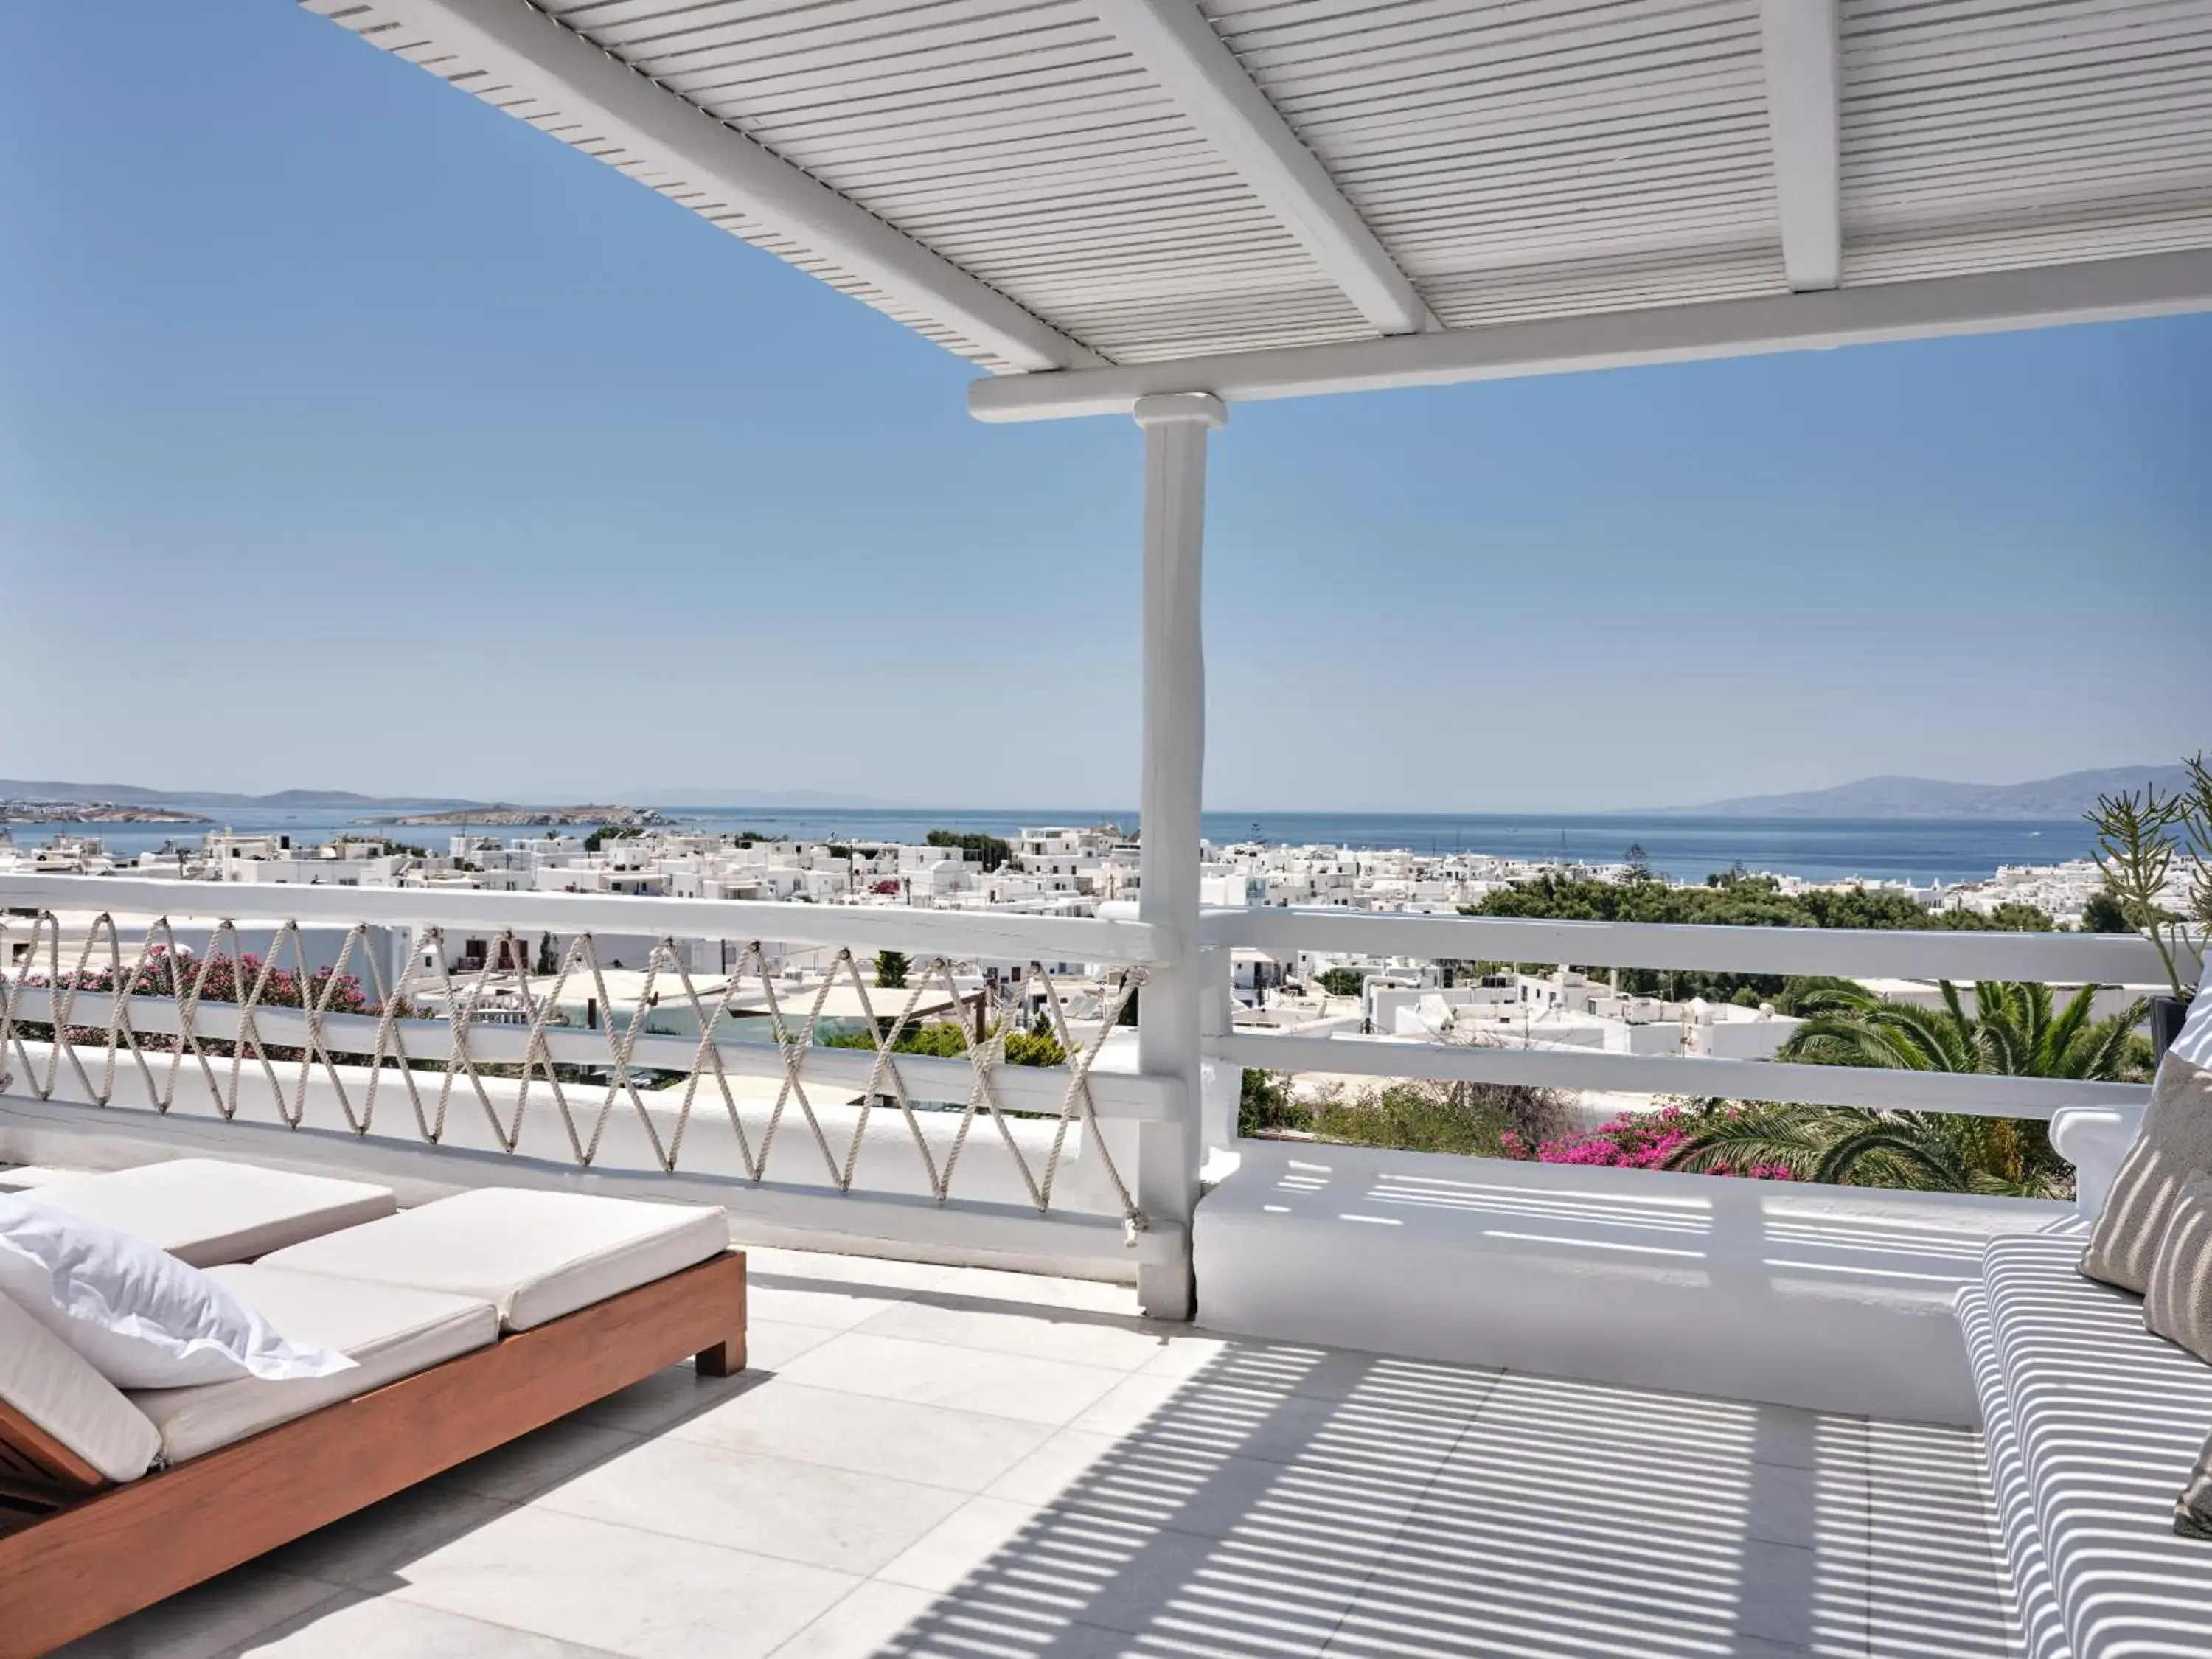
[760,1574,915,1659]
[494,1483,936,1582]
[222,1574,636,1659]
[652,1396,1451,1486]
[651,1433,1053,1496]
[799,1317,1158,1375]
[1458,1374,1870,1656]
[840,1301,1172,1349]
[1309,1360,1513,1652]
[852,1279,1179,1321]
[271,1489,528,1593]
[329,1585,641,1659]
[557,1425,998,1500]
[655,1370,1103,1441]
[187,1574,366,1659]
[291,1487,876,1587]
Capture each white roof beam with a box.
[1759,0,1843,293]
[358,0,1100,372]
[967,248,2212,421]
[1091,0,1437,337]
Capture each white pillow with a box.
[0,1196,355,1389]
[2174,978,2212,1070]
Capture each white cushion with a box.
[259,1189,728,1331]
[0,1290,160,1484]
[131,1266,498,1464]
[0,1197,355,1389]
[21,1159,395,1267]
[2080,1051,2212,1293]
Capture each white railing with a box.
[6,876,1166,964]
[1200,908,2179,1124]
[0,877,1186,1270]
[6,877,2184,1260]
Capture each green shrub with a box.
[821,1019,1063,1067]
[1237,1069,1310,1136]
[1296,1078,1571,1157]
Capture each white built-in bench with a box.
[1961,1228,2212,1659]
[1952,1099,2212,1659]
[1191,1103,2212,1657]
[1194,1138,2067,1422]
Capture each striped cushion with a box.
[2081,1051,2212,1294]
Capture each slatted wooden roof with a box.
[306,0,2212,409]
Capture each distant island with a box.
[1680,765,2194,820]
[0,780,672,830]
[364,804,672,828]
[0,779,892,814]
[0,779,481,812]
[1,799,211,825]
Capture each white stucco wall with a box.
[1194,1139,2070,1425]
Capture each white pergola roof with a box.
[308,0,2212,414]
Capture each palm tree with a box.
[1776,979,2143,1080]
[1669,1099,2069,1195]
[1666,980,2147,1197]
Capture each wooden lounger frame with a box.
[0,1250,747,1659]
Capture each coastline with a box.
[1,808,211,825]
[0,804,2105,888]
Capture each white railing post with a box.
[1133,392,1224,1319]
[1199,942,1237,1157]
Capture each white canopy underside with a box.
[305,0,2212,411]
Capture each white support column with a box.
[1133,392,1225,1320]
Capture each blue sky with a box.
[3,2,2206,813]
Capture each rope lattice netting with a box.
[0,910,1149,1235]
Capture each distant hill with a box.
[1685,765,2196,820]
[627,787,908,810]
[0,779,902,813]
[241,789,385,807]
[0,781,481,810]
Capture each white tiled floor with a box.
[56,1246,2015,1659]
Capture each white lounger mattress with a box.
[257,1188,729,1332]
[6,1186,726,1476]
[129,1266,498,1464]
[24,1159,397,1267]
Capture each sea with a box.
[7,804,2105,888]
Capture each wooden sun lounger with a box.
[0,1251,746,1659]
